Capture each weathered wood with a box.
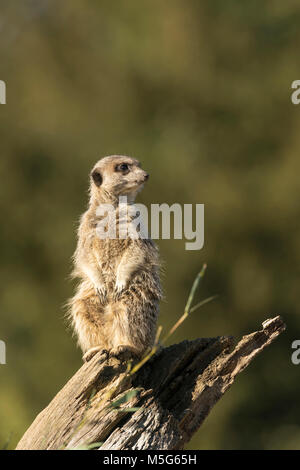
[16,316,285,450]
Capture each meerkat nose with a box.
[144,173,149,181]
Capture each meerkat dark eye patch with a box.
[91,170,102,186]
[115,163,130,174]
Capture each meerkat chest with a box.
[93,235,130,265]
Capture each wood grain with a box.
[16,316,285,450]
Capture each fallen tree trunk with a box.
[16,316,285,450]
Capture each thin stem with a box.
[189,295,218,313]
[161,263,208,345]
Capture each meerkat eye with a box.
[116,163,130,173]
[91,170,102,186]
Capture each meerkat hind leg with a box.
[109,344,141,361]
[107,302,143,361]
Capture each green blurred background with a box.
[1,0,300,450]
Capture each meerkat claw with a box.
[113,279,127,301]
[113,290,123,301]
[113,289,121,301]
[96,287,107,304]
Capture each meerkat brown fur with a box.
[69,155,162,362]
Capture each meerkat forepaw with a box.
[113,279,127,300]
[83,346,109,362]
[96,286,107,304]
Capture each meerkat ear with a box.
[91,170,102,186]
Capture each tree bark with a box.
[16,316,285,450]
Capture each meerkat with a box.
[68,155,162,362]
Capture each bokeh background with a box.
[1,0,300,450]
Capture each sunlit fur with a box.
[68,155,162,360]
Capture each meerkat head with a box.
[90,155,149,203]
